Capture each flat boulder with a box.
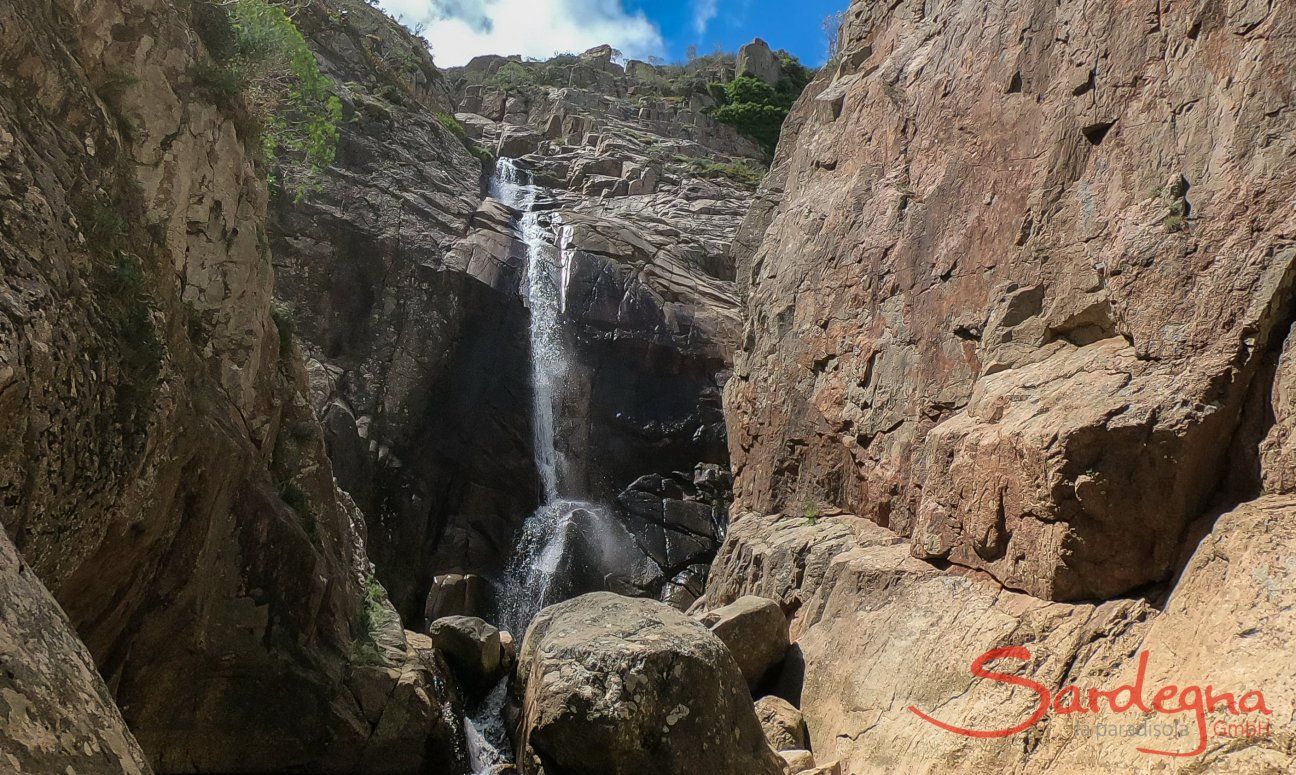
[696,595,789,688]
[516,592,784,775]
[497,126,542,159]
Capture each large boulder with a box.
[704,499,1296,773]
[696,595,789,689]
[424,573,489,622]
[515,592,784,775]
[426,615,503,688]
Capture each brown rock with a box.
[726,0,1296,601]
[424,573,489,622]
[755,695,807,751]
[697,595,790,689]
[704,499,1296,773]
[426,615,504,687]
[778,750,815,773]
[0,531,152,774]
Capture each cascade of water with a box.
[491,158,605,634]
[491,159,566,500]
[464,678,510,774]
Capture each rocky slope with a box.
[0,0,466,771]
[272,37,767,617]
[707,0,1296,771]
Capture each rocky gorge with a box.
[3,0,1296,774]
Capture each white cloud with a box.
[378,0,665,67]
[692,0,718,35]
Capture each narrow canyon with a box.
[1,0,1294,774]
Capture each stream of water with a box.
[465,158,628,773]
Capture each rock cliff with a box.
[709,0,1296,771]
[0,0,465,770]
[727,0,1296,602]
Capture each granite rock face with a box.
[705,505,1296,773]
[736,39,783,86]
[0,531,152,775]
[514,592,785,775]
[0,0,467,770]
[727,0,1296,601]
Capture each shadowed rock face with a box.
[0,531,152,774]
[0,0,467,770]
[727,0,1296,601]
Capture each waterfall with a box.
[490,159,635,636]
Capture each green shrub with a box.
[350,577,390,665]
[803,499,821,526]
[435,110,466,138]
[278,480,309,514]
[184,299,210,347]
[191,0,342,201]
[469,142,494,166]
[488,61,535,90]
[270,302,295,354]
[710,52,815,156]
[678,156,765,188]
[93,251,163,424]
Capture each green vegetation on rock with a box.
[191,0,342,200]
[710,51,815,156]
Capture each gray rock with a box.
[498,125,543,158]
[515,593,784,775]
[736,38,783,85]
[426,616,503,687]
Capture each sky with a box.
[375,0,847,69]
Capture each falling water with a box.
[464,678,510,774]
[490,159,608,635]
[492,160,569,501]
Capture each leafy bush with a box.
[94,250,163,424]
[488,61,535,90]
[350,577,390,665]
[192,0,342,200]
[270,301,296,354]
[678,156,765,188]
[710,52,815,156]
[435,110,466,138]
